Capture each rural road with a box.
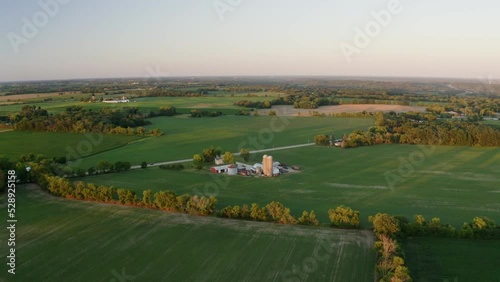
[130,143,315,169]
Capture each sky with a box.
[1,0,499,81]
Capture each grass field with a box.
[73,115,375,168]
[0,131,141,161]
[0,185,375,281]
[0,95,280,115]
[78,144,500,228]
[403,237,500,281]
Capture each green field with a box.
[79,144,500,228]
[0,131,141,161]
[0,185,375,281]
[73,115,375,169]
[403,237,500,281]
[0,95,279,115]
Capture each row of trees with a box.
[10,105,162,136]
[149,190,217,215]
[217,202,315,225]
[39,174,217,216]
[217,202,362,228]
[338,112,500,148]
[396,214,500,239]
[369,213,412,281]
[190,110,223,118]
[193,146,250,170]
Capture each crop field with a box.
[79,144,500,228]
[0,94,280,115]
[73,115,375,168]
[257,105,427,116]
[0,185,375,281]
[403,237,500,281]
[0,131,141,161]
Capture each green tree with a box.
[240,148,250,162]
[193,154,204,170]
[369,213,400,236]
[202,146,216,163]
[266,201,296,224]
[117,188,136,205]
[250,203,268,221]
[142,189,153,207]
[222,151,235,164]
[97,160,112,173]
[87,167,96,175]
[140,161,148,169]
[328,205,360,228]
[159,105,176,116]
[314,134,330,146]
[298,210,319,226]
[392,265,412,282]
[214,147,223,157]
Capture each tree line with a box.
[323,111,500,148]
[39,175,217,216]
[217,202,361,228]
[9,105,163,136]
[369,212,500,281]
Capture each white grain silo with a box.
[227,164,237,176]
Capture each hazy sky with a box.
[1,0,499,81]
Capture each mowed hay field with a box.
[0,131,142,161]
[74,116,375,168]
[80,144,500,228]
[0,185,375,282]
[403,237,500,281]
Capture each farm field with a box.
[258,104,427,116]
[0,131,141,161]
[79,144,500,228]
[73,115,375,168]
[0,185,375,282]
[0,94,280,115]
[403,237,500,281]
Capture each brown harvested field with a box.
[0,91,81,102]
[258,104,427,116]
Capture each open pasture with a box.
[0,185,375,282]
[258,104,427,116]
[80,144,500,228]
[0,94,280,115]
[403,237,500,281]
[74,115,374,169]
[0,131,141,161]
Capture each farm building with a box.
[227,165,238,176]
[210,165,230,174]
[210,157,291,177]
[214,157,224,165]
[103,99,130,103]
